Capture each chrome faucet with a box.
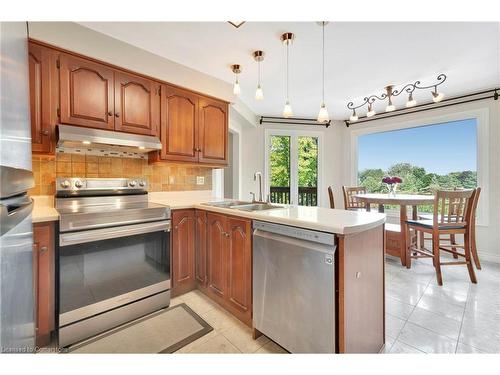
[253,171,263,202]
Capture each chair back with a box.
[328,186,335,209]
[468,187,481,224]
[342,186,366,210]
[433,189,474,228]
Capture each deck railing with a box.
[270,186,318,206]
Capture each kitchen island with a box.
[149,192,386,354]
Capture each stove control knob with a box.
[60,180,71,188]
[139,180,146,187]
[74,180,84,188]
[129,180,137,187]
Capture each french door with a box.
[265,130,321,206]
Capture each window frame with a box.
[264,128,324,207]
[349,107,489,226]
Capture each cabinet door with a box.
[171,210,196,297]
[33,222,55,347]
[195,209,207,286]
[206,212,227,298]
[114,72,160,136]
[198,97,228,165]
[160,85,199,162]
[59,54,114,130]
[225,217,252,320]
[28,43,56,153]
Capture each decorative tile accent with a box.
[30,154,213,196]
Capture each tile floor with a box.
[383,255,500,353]
[174,255,500,354]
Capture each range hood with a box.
[56,124,162,154]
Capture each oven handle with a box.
[59,220,170,247]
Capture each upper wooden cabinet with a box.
[27,41,228,164]
[198,97,228,165]
[159,85,199,162]
[114,72,160,136]
[59,54,115,130]
[28,42,57,153]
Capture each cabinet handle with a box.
[174,226,178,230]
[108,111,113,116]
[41,130,49,136]
[39,246,48,254]
[115,112,120,117]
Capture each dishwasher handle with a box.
[253,220,335,246]
[253,229,336,256]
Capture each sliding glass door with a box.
[266,131,321,206]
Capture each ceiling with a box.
[79,22,500,120]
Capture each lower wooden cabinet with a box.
[205,212,252,326]
[171,210,196,297]
[33,222,55,347]
[171,209,253,326]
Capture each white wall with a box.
[340,99,500,263]
[28,22,233,102]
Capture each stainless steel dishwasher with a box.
[253,220,336,353]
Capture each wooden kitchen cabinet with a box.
[194,209,208,287]
[171,210,197,297]
[114,71,160,136]
[204,212,252,326]
[33,222,55,347]
[59,53,115,131]
[28,42,57,154]
[198,97,228,165]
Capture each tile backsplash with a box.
[30,153,213,195]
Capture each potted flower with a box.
[382,176,402,196]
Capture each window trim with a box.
[349,107,489,226]
[264,128,324,206]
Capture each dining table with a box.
[353,193,435,267]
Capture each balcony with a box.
[269,186,318,206]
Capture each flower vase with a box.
[388,183,398,197]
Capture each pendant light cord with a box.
[286,42,289,101]
[322,22,325,103]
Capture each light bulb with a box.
[349,110,358,122]
[317,103,329,123]
[233,80,241,96]
[255,85,264,100]
[283,101,293,118]
[367,104,376,117]
[432,91,444,103]
[386,104,396,112]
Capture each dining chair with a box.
[405,189,476,286]
[327,186,335,209]
[342,186,366,211]
[418,187,481,269]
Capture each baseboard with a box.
[477,249,500,264]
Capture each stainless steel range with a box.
[55,177,171,347]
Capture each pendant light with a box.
[317,22,329,123]
[432,85,444,102]
[231,64,241,96]
[406,92,417,107]
[366,103,376,117]
[253,50,265,100]
[281,32,295,118]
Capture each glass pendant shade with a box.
[317,103,329,123]
[349,110,358,122]
[283,101,293,118]
[367,104,376,117]
[233,80,241,96]
[255,85,264,100]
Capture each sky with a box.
[358,118,477,175]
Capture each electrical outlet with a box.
[196,176,205,185]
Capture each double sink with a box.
[202,200,284,212]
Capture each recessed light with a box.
[138,146,146,150]
[82,140,91,145]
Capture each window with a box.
[357,119,477,211]
[265,130,322,206]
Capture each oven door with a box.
[58,220,170,327]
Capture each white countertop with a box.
[31,196,59,224]
[31,191,386,234]
[148,191,385,235]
